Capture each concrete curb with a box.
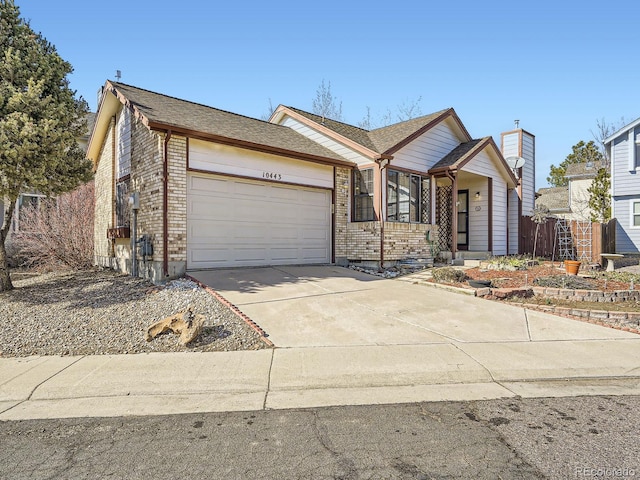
[407,277,640,336]
[185,274,275,347]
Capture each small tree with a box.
[547,140,604,187]
[0,0,92,291]
[312,79,343,121]
[531,204,550,259]
[587,168,611,223]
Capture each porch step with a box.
[463,259,482,267]
[456,251,491,261]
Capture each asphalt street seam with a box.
[263,348,275,410]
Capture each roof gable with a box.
[565,160,604,178]
[88,81,352,167]
[536,186,570,212]
[604,116,640,144]
[428,137,518,187]
[271,106,471,159]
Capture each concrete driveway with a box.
[3,265,640,421]
[189,265,635,349]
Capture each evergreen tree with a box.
[546,140,604,187]
[587,168,611,223]
[0,0,92,291]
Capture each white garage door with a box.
[187,174,332,269]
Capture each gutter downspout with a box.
[163,130,172,278]
[375,156,392,270]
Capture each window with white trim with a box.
[633,200,640,227]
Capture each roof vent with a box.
[514,119,520,129]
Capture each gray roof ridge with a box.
[368,107,452,133]
[284,106,371,131]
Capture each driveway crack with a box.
[262,348,275,410]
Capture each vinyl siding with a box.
[280,117,371,165]
[613,196,640,253]
[491,179,509,255]
[568,178,594,221]
[189,138,333,189]
[507,189,519,254]
[459,150,509,254]
[501,133,519,158]
[612,132,640,197]
[116,107,131,179]
[461,177,489,251]
[521,133,535,214]
[391,120,464,172]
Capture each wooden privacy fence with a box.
[519,217,617,264]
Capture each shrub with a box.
[486,255,538,271]
[12,181,94,271]
[533,275,596,290]
[432,267,468,283]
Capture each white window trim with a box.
[632,199,640,229]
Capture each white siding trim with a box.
[189,139,333,189]
[632,199,640,229]
[629,130,635,171]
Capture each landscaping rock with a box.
[146,307,205,345]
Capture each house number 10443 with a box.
[262,172,282,180]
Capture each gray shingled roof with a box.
[284,106,451,155]
[109,83,348,163]
[535,186,570,212]
[368,110,451,153]
[429,138,487,171]
[565,161,604,178]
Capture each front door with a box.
[457,190,469,250]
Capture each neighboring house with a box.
[87,81,534,282]
[535,186,571,218]
[0,113,96,236]
[535,161,603,221]
[605,117,640,253]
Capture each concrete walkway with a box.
[2,265,640,421]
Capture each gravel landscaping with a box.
[0,269,270,357]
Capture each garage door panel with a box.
[232,181,268,198]
[270,248,300,261]
[233,247,269,262]
[270,186,299,200]
[302,247,330,261]
[302,227,330,241]
[190,247,230,263]
[190,176,229,194]
[187,174,331,268]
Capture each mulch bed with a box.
[462,262,639,292]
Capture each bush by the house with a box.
[432,267,468,284]
[12,181,94,271]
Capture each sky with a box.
[15,0,640,189]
